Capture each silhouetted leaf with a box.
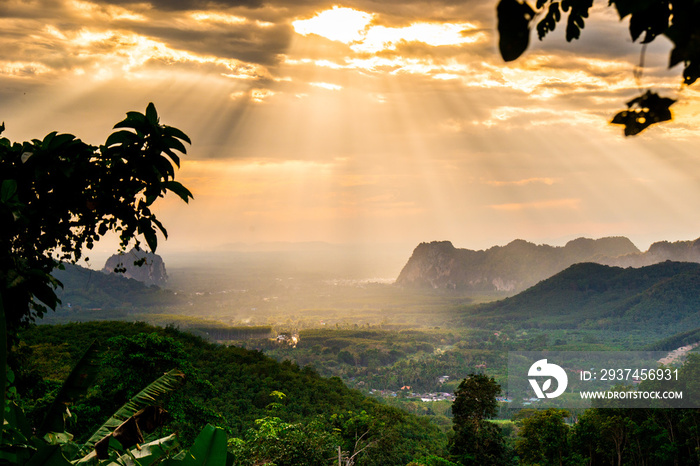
[610,90,675,136]
[114,112,147,132]
[153,155,176,181]
[610,0,636,18]
[537,3,561,40]
[664,1,700,85]
[32,280,61,310]
[669,41,686,68]
[629,0,670,43]
[145,102,159,126]
[40,132,58,151]
[137,218,158,252]
[164,135,187,155]
[164,148,181,168]
[497,0,535,62]
[1,180,17,203]
[163,181,193,203]
[562,0,592,42]
[684,61,700,85]
[47,133,78,152]
[105,130,139,147]
[152,217,168,239]
[163,125,192,145]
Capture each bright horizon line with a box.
[87,233,700,257]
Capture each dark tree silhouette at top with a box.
[497,0,700,135]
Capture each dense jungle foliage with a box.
[14,321,700,465]
[16,321,448,465]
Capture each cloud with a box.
[250,88,275,102]
[309,82,342,90]
[0,0,291,85]
[292,5,485,54]
[489,199,582,211]
[293,6,373,43]
[95,0,265,11]
[486,178,557,187]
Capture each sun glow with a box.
[5,0,700,252]
[293,6,483,53]
[310,82,342,90]
[0,61,52,77]
[352,22,483,53]
[292,7,373,43]
[190,12,248,25]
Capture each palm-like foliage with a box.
[81,368,185,454]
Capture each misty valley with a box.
[15,237,700,464]
[8,0,700,464]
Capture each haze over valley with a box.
[8,0,700,463]
[48,235,700,365]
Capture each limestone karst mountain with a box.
[395,236,662,293]
[103,248,168,287]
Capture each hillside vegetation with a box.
[51,264,177,313]
[464,261,700,334]
[17,321,447,465]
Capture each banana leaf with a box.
[162,425,227,466]
[24,445,72,466]
[77,433,178,466]
[81,369,184,454]
[39,340,101,435]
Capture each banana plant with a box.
[80,369,185,456]
[39,341,102,436]
[0,367,223,466]
[74,423,228,466]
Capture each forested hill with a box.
[465,261,700,334]
[50,264,176,315]
[17,321,446,465]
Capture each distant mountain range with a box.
[395,236,700,293]
[466,260,700,333]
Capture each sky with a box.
[3,0,700,264]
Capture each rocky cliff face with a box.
[600,238,700,268]
[395,237,642,293]
[103,248,168,287]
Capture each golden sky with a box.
[3,0,700,260]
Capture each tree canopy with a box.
[497,0,699,135]
[0,103,192,443]
[449,374,509,465]
[0,103,192,332]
